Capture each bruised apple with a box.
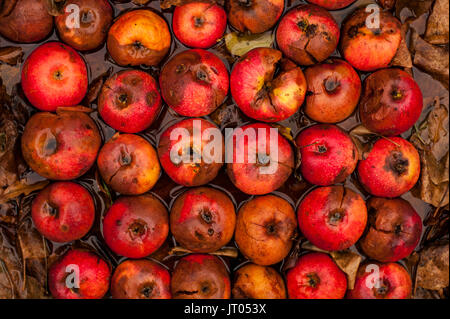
[235,195,297,266]
[171,254,231,299]
[230,48,306,122]
[170,187,236,253]
[158,118,224,187]
[227,0,284,34]
[160,49,229,117]
[21,111,101,180]
[107,10,171,66]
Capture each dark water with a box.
[1,0,447,296]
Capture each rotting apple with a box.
[97,134,161,195]
[159,49,229,117]
[295,124,358,186]
[171,254,231,299]
[360,197,423,263]
[227,0,284,34]
[359,68,424,136]
[21,111,101,180]
[173,1,227,48]
[287,252,347,299]
[32,182,95,243]
[111,259,171,299]
[340,8,402,72]
[98,70,162,133]
[157,118,224,187]
[235,195,297,266]
[276,4,340,66]
[102,194,169,259]
[48,249,111,299]
[55,0,113,51]
[107,9,171,66]
[230,48,307,122]
[357,137,420,198]
[226,123,294,195]
[21,42,88,112]
[304,58,361,123]
[297,186,368,251]
[170,187,236,253]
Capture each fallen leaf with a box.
[391,23,413,69]
[160,0,223,10]
[56,105,93,114]
[0,47,23,66]
[395,0,434,23]
[224,31,274,57]
[169,246,239,258]
[46,0,66,16]
[424,0,449,45]
[349,125,378,160]
[416,243,449,291]
[85,67,113,105]
[0,180,50,204]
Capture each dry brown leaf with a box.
[391,23,413,69]
[0,180,50,204]
[85,67,113,105]
[416,243,449,291]
[424,0,449,45]
[0,47,23,66]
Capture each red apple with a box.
[48,249,111,299]
[159,49,229,117]
[358,137,420,198]
[102,195,169,259]
[173,1,227,48]
[21,111,101,180]
[360,197,423,262]
[287,252,347,299]
[297,186,367,251]
[21,42,88,112]
[98,70,162,133]
[226,123,294,195]
[296,124,358,186]
[347,262,412,299]
[304,58,361,123]
[340,8,402,71]
[111,259,171,299]
[230,48,307,122]
[276,4,340,66]
[32,182,95,243]
[157,118,224,187]
[306,0,357,10]
[359,68,424,136]
[227,0,284,34]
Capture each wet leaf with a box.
[424,0,449,45]
[0,47,23,66]
[416,243,449,291]
[85,67,113,105]
[349,125,378,160]
[0,180,50,204]
[224,31,274,57]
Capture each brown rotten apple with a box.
[107,10,171,66]
[227,0,284,34]
[235,195,297,266]
[341,8,402,72]
[276,4,340,66]
[230,48,307,122]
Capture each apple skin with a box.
[230,48,307,122]
[295,124,358,186]
[227,123,294,195]
[304,58,361,123]
[107,10,171,66]
[357,137,420,198]
[360,197,422,263]
[170,187,236,253]
[171,254,231,299]
[235,195,297,266]
[31,182,95,243]
[227,0,284,34]
[21,42,88,112]
[102,195,169,259]
[297,186,367,251]
[21,111,101,181]
[159,49,229,117]
[157,118,224,187]
[55,0,113,51]
[111,259,171,299]
[48,249,111,299]
[173,1,227,48]
[306,0,357,10]
[98,70,162,133]
[359,68,424,136]
[232,263,287,299]
[347,262,412,299]
[0,0,53,43]
[276,4,340,66]
[340,8,402,72]
[97,134,161,195]
[287,252,347,299]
